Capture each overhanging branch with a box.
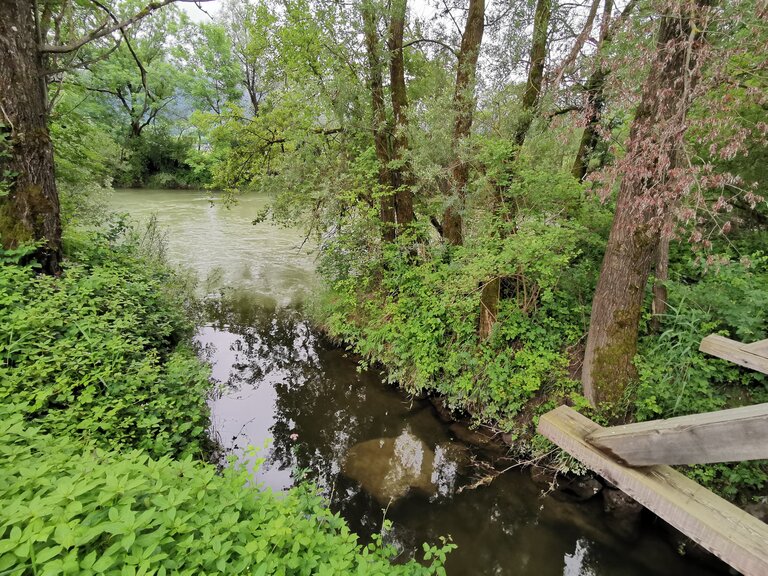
[40,0,215,54]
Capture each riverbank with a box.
[310,239,768,505]
[96,188,730,575]
[0,225,450,575]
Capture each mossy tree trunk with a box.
[0,0,62,274]
[571,67,608,181]
[582,1,712,410]
[388,0,415,231]
[442,0,485,247]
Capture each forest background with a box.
[1,3,768,569]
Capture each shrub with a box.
[0,232,210,460]
[315,215,593,432]
[634,253,768,500]
[0,409,451,576]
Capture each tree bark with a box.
[388,0,415,231]
[582,1,711,409]
[0,0,62,274]
[442,0,485,246]
[571,0,642,181]
[479,0,550,340]
[514,0,551,147]
[571,67,608,180]
[362,1,396,242]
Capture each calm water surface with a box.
[110,189,720,576]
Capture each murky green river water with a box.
[109,189,721,576]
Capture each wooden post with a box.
[585,403,768,466]
[538,406,768,576]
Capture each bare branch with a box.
[403,38,459,58]
[550,0,602,89]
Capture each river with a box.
[109,189,721,576]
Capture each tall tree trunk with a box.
[442,0,485,246]
[388,0,415,230]
[514,0,551,147]
[571,0,642,181]
[571,67,608,180]
[0,0,62,274]
[479,0,550,340]
[582,1,711,409]
[362,1,396,242]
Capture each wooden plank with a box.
[538,406,768,576]
[699,334,768,374]
[585,403,768,466]
[743,339,768,356]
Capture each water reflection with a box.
[201,297,719,576]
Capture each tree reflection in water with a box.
[199,293,722,576]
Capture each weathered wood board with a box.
[538,406,768,576]
[743,339,768,357]
[700,334,768,375]
[585,403,768,466]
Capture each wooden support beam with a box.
[538,406,768,576]
[700,334,768,375]
[585,403,768,466]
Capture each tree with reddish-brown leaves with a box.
[582,0,718,411]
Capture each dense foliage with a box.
[0,234,450,574]
[0,229,209,459]
[315,167,604,433]
[2,0,767,519]
[0,409,452,576]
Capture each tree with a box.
[219,0,276,117]
[0,0,210,274]
[387,0,415,231]
[361,0,397,242]
[479,0,552,340]
[360,0,416,243]
[442,0,486,246]
[582,0,715,410]
[0,1,62,274]
[570,0,638,181]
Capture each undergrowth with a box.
[0,409,452,576]
[0,223,451,575]
[0,224,210,460]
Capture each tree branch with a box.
[403,38,459,58]
[89,0,153,109]
[40,0,214,54]
[44,39,122,76]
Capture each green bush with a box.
[316,214,593,433]
[0,232,210,460]
[0,409,451,576]
[634,253,768,500]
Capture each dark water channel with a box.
[111,190,720,576]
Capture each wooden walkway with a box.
[537,334,768,576]
[586,402,768,466]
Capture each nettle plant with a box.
[0,231,211,460]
